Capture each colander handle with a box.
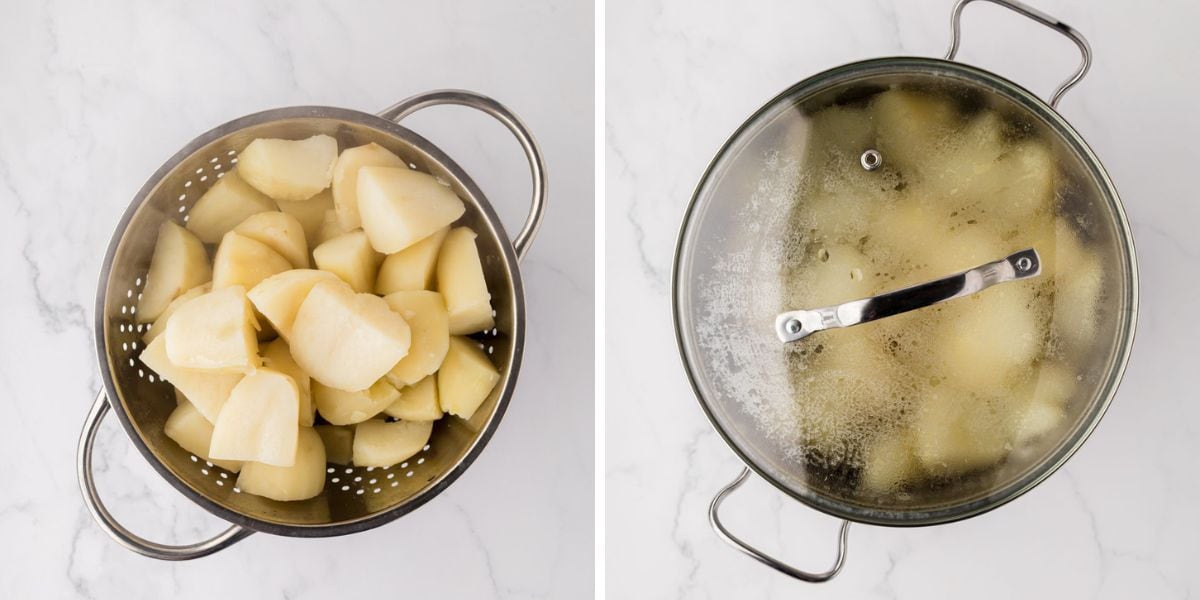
[379,90,547,262]
[944,0,1092,109]
[709,468,850,583]
[77,391,253,560]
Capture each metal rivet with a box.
[861,149,882,171]
[1016,256,1033,271]
[785,319,802,334]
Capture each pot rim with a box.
[93,105,527,537]
[673,56,1139,527]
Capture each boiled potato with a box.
[911,387,1012,476]
[332,142,407,230]
[919,109,1009,203]
[376,227,450,294]
[1051,221,1104,351]
[383,291,450,387]
[209,368,300,466]
[164,285,259,373]
[186,170,277,243]
[438,336,500,420]
[233,211,310,268]
[163,400,242,472]
[1012,362,1077,445]
[315,425,354,465]
[383,376,442,421]
[136,221,212,323]
[277,189,333,243]
[356,166,466,254]
[140,336,243,423]
[314,208,352,246]
[313,379,400,425]
[792,243,877,307]
[802,105,877,169]
[933,283,1042,391]
[246,269,340,342]
[859,430,920,494]
[212,231,293,291]
[237,135,338,202]
[437,227,495,335]
[352,419,433,468]
[872,88,963,179]
[143,283,210,344]
[312,231,381,293]
[290,280,411,391]
[237,427,325,501]
[262,339,314,427]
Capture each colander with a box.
[76,90,546,560]
[674,0,1137,583]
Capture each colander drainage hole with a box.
[344,468,353,474]
[368,478,376,485]
[387,473,395,479]
[190,455,198,462]
[341,485,350,491]
[326,467,335,473]
[331,477,340,483]
[417,458,425,465]
[391,482,398,487]
[356,489,364,495]
[353,476,362,482]
[200,469,209,475]
[216,480,224,486]
[406,471,413,478]
[373,488,380,494]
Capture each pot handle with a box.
[709,468,850,583]
[945,0,1092,109]
[77,390,253,560]
[379,90,548,263]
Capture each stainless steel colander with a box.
[76,90,546,560]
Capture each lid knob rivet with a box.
[1016,256,1033,272]
[785,319,802,334]
[860,149,882,171]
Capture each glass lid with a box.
[675,58,1137,525]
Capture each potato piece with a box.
[209,369,300,466]
[383,291,450,387]
[237,135,338,202]
[140,336,242,423]
[911,387,1011,476]
[791,243,877,308]
[164,285,259,372]
[438,337,500,420]
[802,105,877,168]
[376,227,450,294]
[1051,221,1104,351]
[237,427,325,501]
[934,283,1041,391]
[144,283,210,344]
[290,280,411,391]
[860,430,920,494]
[186,170,277,243]
[353,420,433,468]
[312,231,381,293]
[262,339,314,426]
[314,209,352,246]
[332,143,407,230]
[315,425,354,465]
[919,109,1008,204]
[872,88,963,179]
[1013,362,1077,445]
[384,376,442,421]
[136,221,212,323]
[277,189,334,244]
[436,227,495,335]
[212,231,293,291]
[356,166,466,253]
[163,400,242,472]
[247,269,341,342]
[233,211,310,268]
[313,379,400,425]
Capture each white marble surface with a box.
[0,1,593,598]
[607,0,1200,597]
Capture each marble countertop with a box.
[0,1,593,598]
[606,0,1200,597]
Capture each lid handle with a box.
[944,0,1092,109]
[775,248,1041,344]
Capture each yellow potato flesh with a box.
[164,285,259,373]
[136,221,212,323]
[859,430,920,495]
[277,189,334,244]
[356,166,466,254]
[237,135,338,202]
[438,336,500,420]
[209,368,300,467]
[352,420,433,468]
[144,283,210,344]
[383,376,443,421]
[246,269,340,342]
[436,227,494,335]
[212,231,293,291]
[313,379,400,425]
[332,142,407,231]
[164,400,243,472]
[186,170,277,243]
[383,290,450,387]
[314,208,352,246]
[376,227,450,295]
[315,425,354,465]
[262,339,314,426]
[237,427,325,501]
[312,231,380,293]
[233,211,310,268]
[140,336,243,423]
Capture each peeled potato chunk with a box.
[376,227,450,295]
[437,227,495,335]
[314,208,352,246]
[164,400,243,472]
[312,231,381,293]
[383,291,450,387]
[353,420,433,468]
[860,430,920,494]
[136,221,212,323]
[209,369,300,466]
[186,170,277,243]
[872,88,963,179]
[212,231,293,291]
[237,427,325,501]
[237,135,338,202]
[1013,362,1077,445]
[933,283,1041,391]
[384,376,443,421]
[792,243,877,308]
[332,142,407,230]
[315,425,354,465]
[140,336,243,423]
[290,280,412,391]
[277,189,334,244]
[262,339,314,426]
[233,211,310,268]
[313,379,401,425]
[144,283,210,344]
[164,285,259,373]
[438,337,500,420]
[356,166,466,254]
[247,269,340,342]
[911,387,1012,476]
